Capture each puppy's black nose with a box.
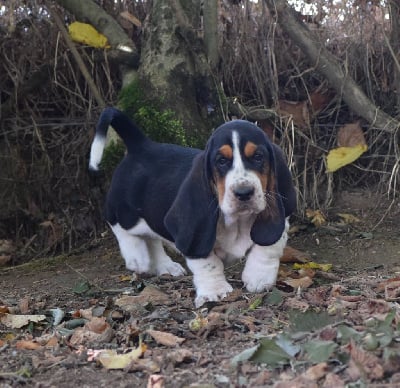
[234,186,255,201]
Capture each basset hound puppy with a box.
[89,108,296,307]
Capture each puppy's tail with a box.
[89,107,146,171]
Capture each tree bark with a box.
[138,0,219,139]
[264,0,400,132]
[203,0,219,69]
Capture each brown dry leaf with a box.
[277,99,310,129]
[166,349,193,365]
[302,362,328,381]
[18,297,30,314]
[15,340,42,350]
[69,320,114,347]
[1,313,47,329]
[127,358,160,373]
[146,330,185,347]
[337,121,366,148]
[376,277,400,292]
[337,213,360,224]
[0,306,10,315]
[119,10,142,28]
[115,286,170,308]
[147,374,165,388]
[284,276,313,289]
[0,255,11,266]
[305,209,326,227]
[283,297,310,312]
[274,376,318,388]
[322,372,345,388]
[0,339,5,346]
[0,239,15,255]
[348,340,384,380]
[309,90,332,115]
[85,317,109,334]
[280,246,309,263]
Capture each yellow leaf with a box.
[326,144,368,172]
[337,213,360,224]
[293,262,333,272]
[97,342,147,369]
[68,22,110,49]
[305,209,326,227]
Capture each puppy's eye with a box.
[252,152,264,163]
[216,156,229,166]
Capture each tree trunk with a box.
[264,0,400,132]
[203,0,219,70]
[138,0,220,141]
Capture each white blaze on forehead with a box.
[231,131,245,172]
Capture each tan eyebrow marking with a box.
[219,144,233,159]
[244,141,258,158]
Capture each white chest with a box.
[214,215,255,262]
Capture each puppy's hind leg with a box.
[147,239,186,276]
[111,223,151,273]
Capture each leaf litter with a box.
[1,243,400,387]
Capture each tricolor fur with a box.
[90,108,296,307]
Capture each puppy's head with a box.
[207,121,275,220]
[165,120,296,258]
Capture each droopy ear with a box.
[164,152,219,258]
[251,143,296,246]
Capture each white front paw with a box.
[194,281,233,308]
[155,261,187,276]
[243,272,277,293]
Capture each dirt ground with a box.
[1,189,400,387]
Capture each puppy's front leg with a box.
[186,253,233,308]
[242,220,289,292]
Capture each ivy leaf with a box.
[302,340,338,362]
[250,338,292,366]
[289,310,334,333]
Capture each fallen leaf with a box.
[293,262,332,272]
[0,255,11,266]
[251,338,292,366]
[277,99,310,129]
[302,362,329,381]
[119,274,132,282]
[337,213,360,224]
[15,340,42,350]
[1,314,47,329]
[69,318,114,347]
[322,372,345,388]
[326,144,368,172]
[146,330,185,347]
[337,121,366,147]
[85,317,109,334]
[347,340,384,380]
[96,342,147,369]
[303,340,338,362]
[284,276,313,289]
[147,374,165,388]
[280,246,310,263]
[166,349,193,365]
[305,209,326,227]
[18,297,30,314]
[115,286,170,308]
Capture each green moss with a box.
[118,79,189,146]
[99,140,125,173]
